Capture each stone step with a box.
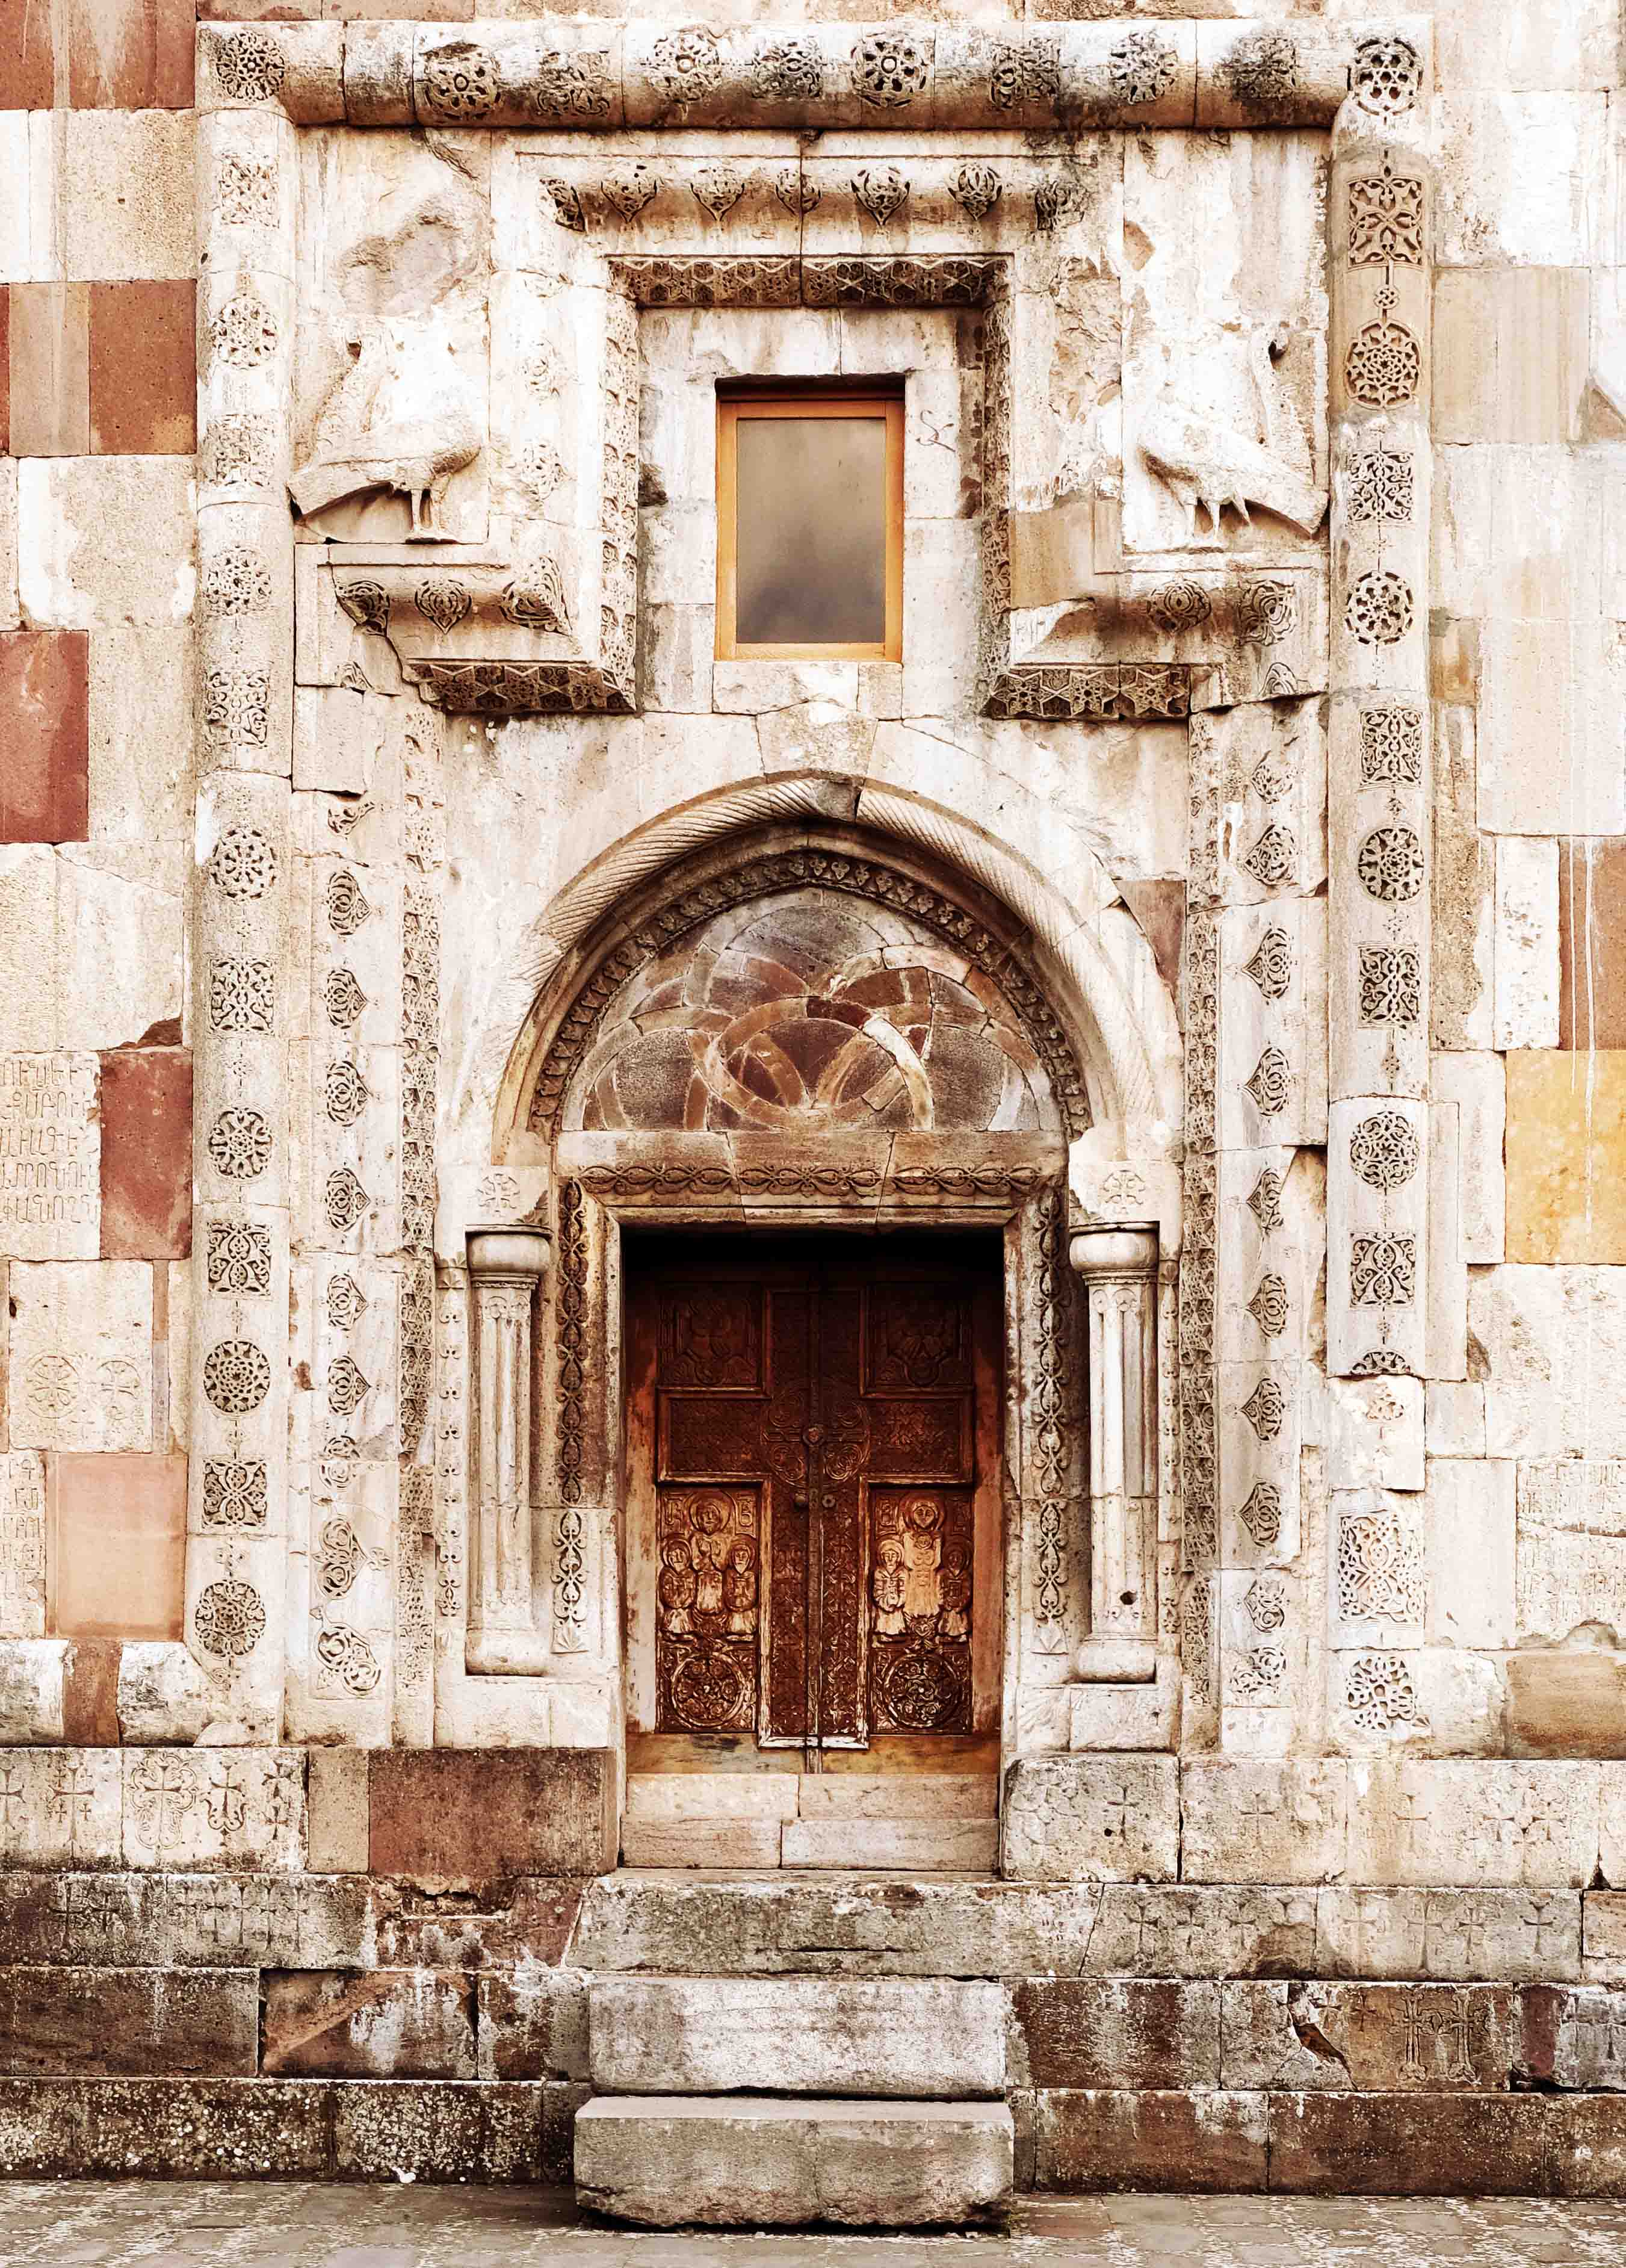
[588,1975,1006,2097]
[620,1772,999,1871]
[573,1870,1099,1976]
[782,1817,998,1870]
[575,2095,1014,2228]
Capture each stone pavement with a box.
[6,2186,1626,2267]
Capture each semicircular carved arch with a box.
[519,833,1092,1142]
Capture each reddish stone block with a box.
[1014,1981,1222,2090]
[477,1970,589,2081]
[264,1971,477,2081]
[1559,839,1626,1049]
[0,1968,258,2077]
[0,291,10,457]
[0,0,55,107]
[68,0,193,107]
[8,284,90,459]
[1551,2095,1626,2196]
[49,1451,185,1642]
[61,1637,120,1746]
[1119,879,1186,1002]
[368,1750,617,1888]
[88,282,196,457]
[98,1046,192,1259]
[0,633,90,845]
[1267,2092,1551,2195]
[372,1878,586,1971]
[1033,2089,1268,2193]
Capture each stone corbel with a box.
[466,1227,552,1675]
[331,563,634,718]
[1069,1226,1160,1683]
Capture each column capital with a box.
[467,1227,552,1281]
[1068,1225,1158,1280]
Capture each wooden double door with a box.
[625,1239,1002,1753]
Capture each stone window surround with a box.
[148,17,1438,1774]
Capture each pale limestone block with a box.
[0,852,181,1064]
[0,1747,121,1866]
[1214,699,1327,906]
[1002,1756,1178,1882]
[0,1639,66,1741]
[122,1747,306,1871]
[88,628,192,882]
[627,1773,799,1821]
[165,1260,191,1456]
[589,1976,1005,2099]
[1480,619,1626,836]
[795,1774,994,1820]
[1432,1053,1505,1262]
[293,687,391,799]
[17,459,196,632]
[1585,1893,1626,1977]
[25,114,58,283]
[1179,1761,1348,1886]
[1433,446,1597,625]
[7,1260,152,1452]
[1427,1100,1469,1383]
[63,109,195,280]
[305,1747,369,1873]
[1430,705,1494,1051]
[1426,1383,1487,1460]
[1328,1377,1424,1493]
[1434,94,1609,268]
[1426,1457,1516,1649]
[1085,1886,1315,1978]
[0,113,31,283]
[641,501,715,610]
[784,1819,1000,1870]
[1424,1887,1582,1980]
[0,459,17,630]
[1474,1266,1626,1458]
[1429,0,1618,91]
[1496,838,1559,1050]
[0,1055,99,1260]
[116,1643,211,1746]
[0,1454,46,1641]
[1067,1659,1180,1752]
[1516,1460,1626,1645]
[901,516,980,718]
[183,1535,285,1746]
[1314,1886,1429,1980]
[1603,1772,1626,1889]
[1412,1647,1507,1755]
[641,606,713,714]
[1347,1759,1601,1888]
[903,369,971,521]
[1326,1096,1428,1378]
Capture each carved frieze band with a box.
[199,20,1429,134]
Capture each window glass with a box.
[734,413,889,648]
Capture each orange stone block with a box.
[0,0,55,107]
[49,1451,186,1642]
[68,0,193,107]
[1559,840,1626,1050]
[88,282,196,457]
[99,1046,193,1260]
[0,632,90,845]
[1505,1051,1626,1264]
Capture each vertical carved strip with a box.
[1179,710,1222,1737]
[1072,1228,1160,1679]
[187,78,298,1742]
[551,1178,589,1655]
[466,1230,551,1674]
[395,745,442,1739]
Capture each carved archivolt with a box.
[519,836,1092,1142]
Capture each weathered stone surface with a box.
[369,1749,616,1886]
[1089,1888,1317,1979]
[0,1965,258,2077]
[1473,1269,1626,1459]
[589,1977,1005,2099]
[1033,2088,1268,2194]
[0,636,89,847]
[574,1874,1104,1979]
[263,1968,475,2080]
[477,1968,590,2082]
[96,1044,191,1260]
[625,1772,799,1820]
[1222,1980,1518,2092]
[0,1055,98,1263]
[1002,1758,1179,1883]
[331,2079,554,2183]
[7,1259,152,1451]
[1348,1762,1601,1889]
[1012,1981,1220,2090]
[1180,1763,1348,1886]
[0,1871,380,1969]
[1519,1984,1626,2090]
[620,1818,783,1870]
[577,2096,1013,2228]
[782,1818,1000,1870]
[115,1643,209,1746]
[121,1749,307,1873]
[1267,2090,1551,2196]
[49,1452,185,1641]
[0,2077,332,2178]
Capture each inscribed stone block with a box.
[1179,1761,1348,1886]
[477,1969,589,2083]
[1517,1460,1626,1644]
[1474,1267,1626,1458]
[7,1259,152,1451]
[1421,1889,1582,1981]
[0,1053,97,1258]
[1347,1760,1601,1888]
[121,1748,306,1872]
[0,1455,46,1638]
[1222,1980,1518,2092]
[1087,1888,1317,1980]
[0,1747,122,1868]
[48,1452,185,1641]
[1000,1756,1178,1883]
[0,636,89,844]
[1506,1052,1626,1262]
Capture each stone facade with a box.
[0,0,1624,2200]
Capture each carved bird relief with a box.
[289,322,481,539]
[1139,325,1326,544]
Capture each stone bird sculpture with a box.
[1139,324,1326,542]
[290,322,480,539]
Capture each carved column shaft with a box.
[1071,1227,1159,1681]
[466,1229,550,1672]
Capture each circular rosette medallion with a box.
[669,1643,752,1732]
[874,1643,968,1732]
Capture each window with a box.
[716,389,904,661]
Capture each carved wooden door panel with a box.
[626,1247,1000,1751]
